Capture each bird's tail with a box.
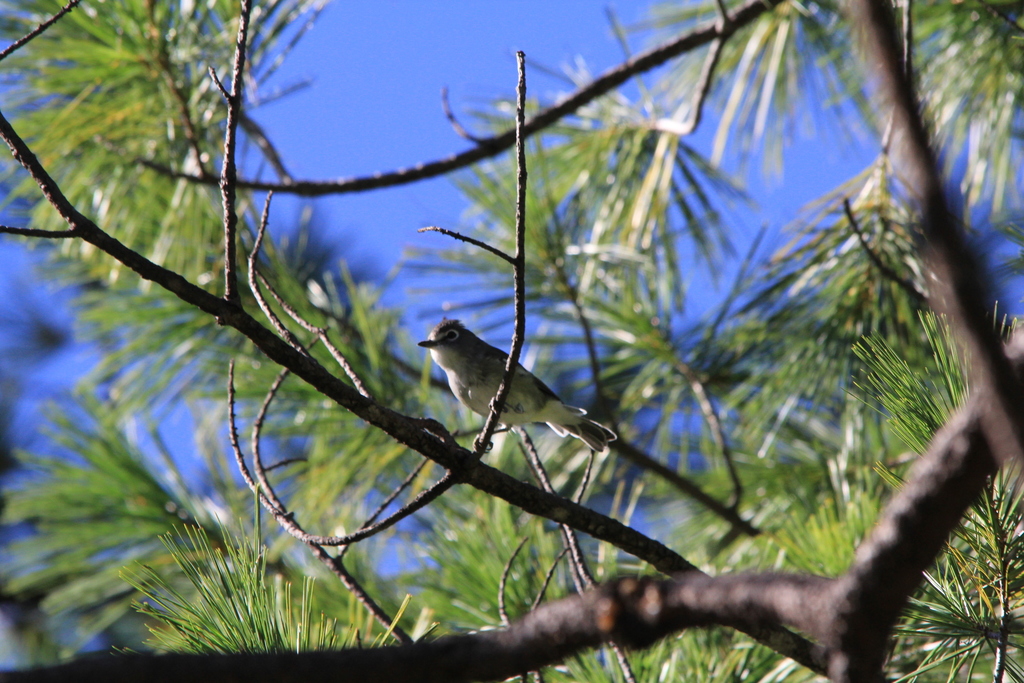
[550,417,617,452]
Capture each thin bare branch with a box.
[671,356,744,510]
[440,86,486,144]
[654,37,725,138]
[253,270,374,399]
[359,459,431,531]
[152,13,213,181]
[417,226,515,265]
[843,198,925,303]
[499,538,530,627]
[264,456,305,471]
[250,367,291,514]
[612,438,758,535]
[0,0,81,63]
[215,0,254,307]
[247,192,308,353]
[517,429,591,592]
[239,111,293,182]
[573,452,596,505]
[475,51,529,456]
[306,543,413,644]
[337,458,431,560]
[713,0,733,24]
[0,225,76,238]
[531,548,570,611]
[141,0,783,197]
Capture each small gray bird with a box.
[418,319,616,452]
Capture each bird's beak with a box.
[418,339,436,348]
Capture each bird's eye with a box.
[445,330,459,341]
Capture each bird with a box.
[418,318,617,452]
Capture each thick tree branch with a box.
[849,0,1024,468]
[11,329,1021,683]
[835,0,1024,676]
[140,0,783,197]
[1,573,831,683]
[826,364,1004,679]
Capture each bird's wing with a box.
[481,340,562,402]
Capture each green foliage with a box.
[122,523,349,654]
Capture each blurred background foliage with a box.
[0,0,1023,679]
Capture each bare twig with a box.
[305,543,413,645]
[474,51,529,456]
[612,437,759,535]
[150,7,213,182]
[654,36,725,138]
[499,538,530,626]
[250,367,291,513]
[843,198,925,303]
[239,111,293,182]
[0,225,76,238]
[254,270,374,399]
[573,452,596,505]
[264,456,305,471]
[141,0,784,197]
[359,459,431,531]
[530,548,570,611]
[671,356,744,510]
[0,0,81,64]
[713,0,733,25]
[337,458,431,560]
[417,226,515,265]
[517,430,594,589]
[440,86,486,144]
[214,0,254,307]
[247,192,309,353]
